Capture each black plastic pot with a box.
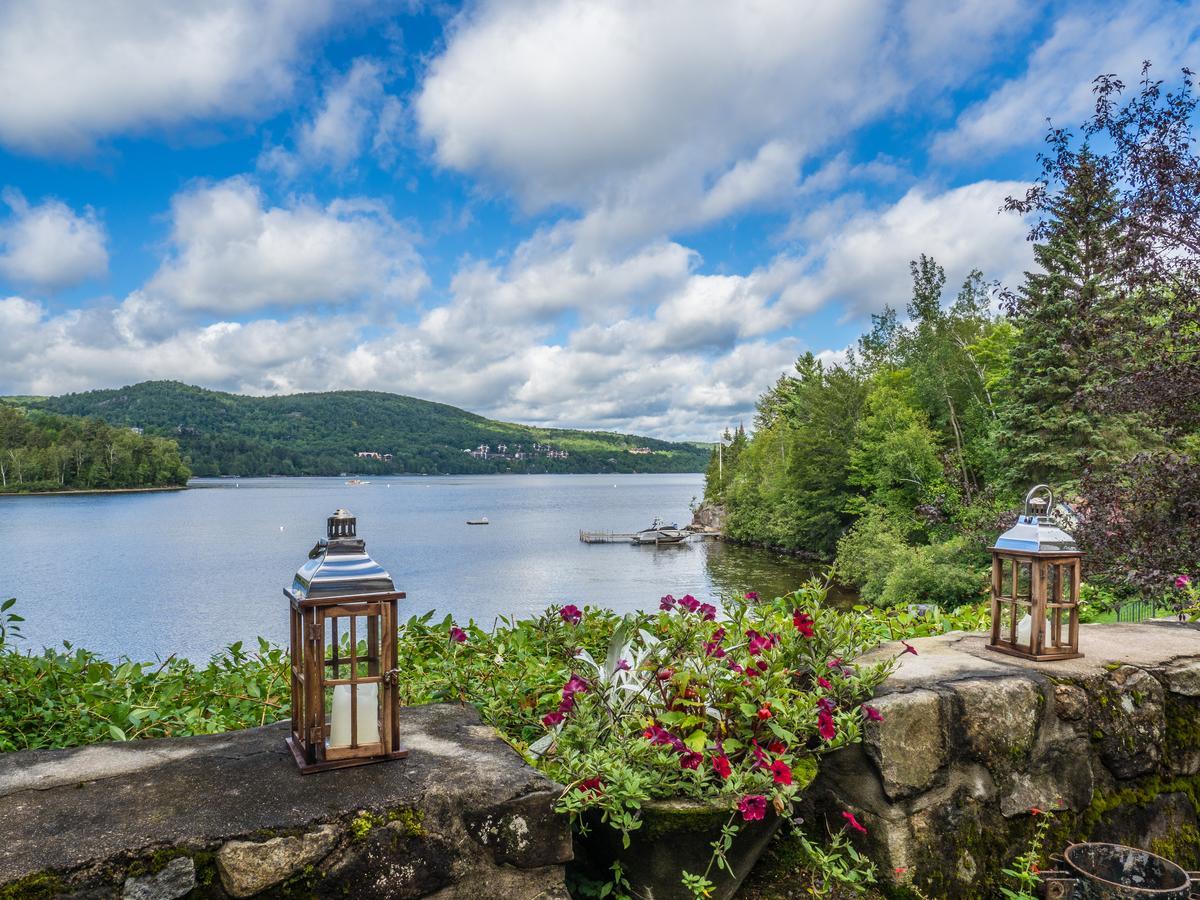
[1038,842,1200,900]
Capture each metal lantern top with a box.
[289,508,396,602]
[991,484,1079,555]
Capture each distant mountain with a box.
[27,381,711,477]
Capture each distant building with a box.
[627,447,652,455]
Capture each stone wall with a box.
[0,704,571,899]
[805,621,1200,898]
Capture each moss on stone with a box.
[1165,694,1200,771]
[387,807,425,837]
[0,872,62,900]
[350,812,385,841]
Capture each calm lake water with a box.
[0,474,824,661]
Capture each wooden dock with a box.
[579,530,637,543]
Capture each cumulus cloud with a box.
[933,1,1200,160]
[260,58,392,177]
[145,176,427,314]
[416,0,1030,246]
[0,0,350,155]
[0,190,108,289]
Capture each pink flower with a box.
[660,594,677,611]
[679,594,700,612]
[771,759,793,785]
[863,705,883,722]
[542,711,564,727]
[560,604,582,625]
[793,610,814,637]
[615,658,631,671]
[744,591,759,601]
[680,750,703,770]
[757,706,772,720]
[449,626,468,643]
[746,630,773,656]
[756,659,769,672]
[728,661,745,674]
[558,696,575,714]
[751,740,770,770]
[699,602,718,621]
[842,811,867,834]
[817,676,833,690]
[704,641,726,658]
[657,667,675,681]
[818,707,837,742]
[578,777,603,796]
[712,754,732,779]
[1177,575,1193,589]
[901,641,919,656]
[767,740,786,754]
[738,795,767,821]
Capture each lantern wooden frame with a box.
[988,551,1083,661]
[286,586,408,774]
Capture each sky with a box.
[0,1,1197,441]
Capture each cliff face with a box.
[689,503,726,533]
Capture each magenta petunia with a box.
[771,759,792,785]
[818,707,837,742]
[738,795,767,821]
[615,658,631,671]
[863,705,883,722]
[842,811,867,834]
[679,594,700,612]
[660,594,677,611]
[704,641,726,658]
[901,640,919,656]
[744,591,759,601]
[680,750,703,770]
[712,754,732,779]
[1177,575,1193,589]
[559,604,583,625]
[817,676,833,690]
[449,625,468,643]
[698,602,718,621]
[793,610,815,637]
[542,711,564,727]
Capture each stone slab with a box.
[0,704,572,897]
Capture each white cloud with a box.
[260,58,392,177]
[145,176,427,314]
[0,0,350,155]
[416,0,1031,247]
[933,1,1200,160]
[0,190,108,289]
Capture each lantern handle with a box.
[1022,484,1054,519]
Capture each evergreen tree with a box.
[999,151,1126,486]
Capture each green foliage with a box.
[0,404,188,493]
[998,811,1053,900]
[22,380,710,477]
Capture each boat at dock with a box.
[634,518,688,544]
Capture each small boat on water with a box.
[345,479,370,486]
[467,517,490,525]
[634,517,688,544]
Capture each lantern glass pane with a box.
[1016,561,1032,602]
[1000,562,1014,599]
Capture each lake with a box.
[0,474,826,661]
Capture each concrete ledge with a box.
[0,704,571,899]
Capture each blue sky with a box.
[1,1,1197,439]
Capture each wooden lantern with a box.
[988,485,1084,662]
[286,509,408,773]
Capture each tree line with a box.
[705,65,1199,609]
[0,405,190,493]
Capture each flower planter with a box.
[573,799,782,900]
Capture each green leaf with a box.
[683,729,707,753]
[108,724,127,742]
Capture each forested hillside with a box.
[705,67,1199,611]
[0,405,189,493]
[27,381,710,476]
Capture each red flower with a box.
[560,604,582,625]
[1029,807,1043,816]
[792,610,814,637]
[680,750,703,770]
[657,667,675,681]
[767,740,786,754]
[744,591,759,601]
[757,706,772,720]
[817,676,833,690]
[771,759,792,785]
[679,594,700,612]
[704,641,726,658]
[737,795,767,821]
[698,602,718,621]
[578,777,603,796]
[542,711,564,727]
[746,630,773,655]
[818,707,837,741]
[842,811,867,834]
[863,705,883,722]
[901,640,919,656]
[449,626,468,643]
[712,754,732,779]
[727,661,744,674]
[751,740,770,770]
[660,594,677,610]
[563,674,589,698]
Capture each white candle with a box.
[329,683,380,747]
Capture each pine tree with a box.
[999,150,1127,487]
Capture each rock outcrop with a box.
[0,704,571,899]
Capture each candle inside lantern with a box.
[329,683,380,747]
